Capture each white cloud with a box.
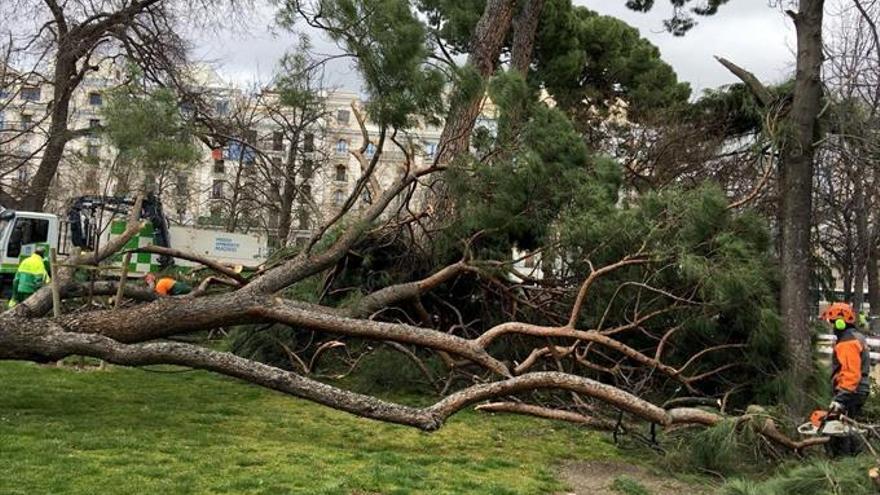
[581,1,796,95]
[189,1,797,95]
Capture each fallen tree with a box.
[0,148,815,452]
[0,0,822,459]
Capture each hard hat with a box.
[820,302,856,329]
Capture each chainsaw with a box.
[798,409,866,437]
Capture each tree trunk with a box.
[854,175,869,311]
[510,0,544,74]
[869,246,880,332]
[780,0,825,415]
[276,132,300,247]
[20,55,77,211]
[844,269,853,303]
[436,0,516,165]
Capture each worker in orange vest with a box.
[144,273,192,296]
[819,302,871,456]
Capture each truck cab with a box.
[0,209,59,296]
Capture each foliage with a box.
[101,76,200,175]
[535,0,691,118]
[0,361,623,494]
[447,71,593,251]
[344,347,445,395]
[722,457,877,495]
[415,0,691,119]
[283,0,445,128]
[859,379,880,423]
[661,418,766,477]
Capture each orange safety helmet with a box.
[820,302,857,330]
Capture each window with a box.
[20,87,40,102]
[176,173,188,196]
[215,100,229,115]
[211,180,224,199]
[424,141,437,158]
[179,100,194,116]
[335,164,347,182]
[144,173,157,192]
[6,218,49,258]
[366,143,376,157]
[297,208,310,230]
[88,92,102,106]
[213,159,225,174]
[20,114,32,130]
[85,168,98,190]
[361,188,372,204]
[304,133,315,152]
[0,111,4,130]
[86,144,99,158]
[17,167,28,183]
[333,190,345,207]
[244,129,257,144]
[336,109,350,124]
[301,159,314,180]
[272,131,283,151]
[335,139,348,155]
[89,119,100,135]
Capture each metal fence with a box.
[817,333,880,364]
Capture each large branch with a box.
[476,322,681,380]
[126,245,247,284]
[5,324,826,450]
[475,402,617,430]
[344,261,469,318]
[247,166,443,294]
[0,323,691,431]
[714,56,774,107]
[256,299,511,377]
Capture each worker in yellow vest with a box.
[7,247,50,308]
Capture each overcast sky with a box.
[192,1,797,98]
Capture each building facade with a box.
[0,67,471,249]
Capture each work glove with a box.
[829,401,846,414]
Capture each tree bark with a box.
[436,0,516,165]
[854,174,869,310]
[510,0,545,74]
[780,0,825,414]
[869,246,880,331]
[20,54,76,211]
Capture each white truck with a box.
[0,195,268,294]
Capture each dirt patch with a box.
[556,460,714,495]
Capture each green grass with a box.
[0,361,620,494]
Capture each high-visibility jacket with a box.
[832,326,871,401]
[154,277,191,296]
[12,253,49,295]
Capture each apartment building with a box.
[0,66,482,248]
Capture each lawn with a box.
[0,361,620,494]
